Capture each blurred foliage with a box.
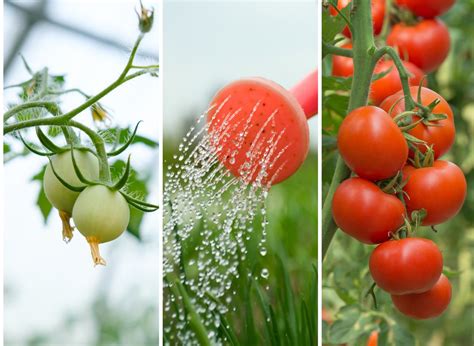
[322,1,474,345]
[163,133,318,344]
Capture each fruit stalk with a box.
[322,0,377,260]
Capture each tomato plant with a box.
[403,160,467,226]
[391,274,452,319]
[380,86,455,158]
[332,177,405,244]
[387,19,450,73]
[330,0,385,37]
[323,0,465,342]
[337,106,408,181]
[3,3,159,266]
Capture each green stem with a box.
[322,42,353,59]
[68,120,110,182]
[3,101,58,122]
[378,0,393,41]
[322,0,377,260]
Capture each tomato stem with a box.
[323,0,376,260]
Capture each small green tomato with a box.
[72,185,130,266]
[43,149,99,242]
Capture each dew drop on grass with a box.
[163,98,289,344]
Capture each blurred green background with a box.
[322,1,474,345]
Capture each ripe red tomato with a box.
[367,331,378,346]
[332,177,405,244]
[380,86,455,159]
[332,43,354,77]
[330,0,385,37]
[391,274,452,319]
[396,0,455,18]
[338,106,408,181]
[370,60,426,106]
[387,19,450,72]
[369,238,443,295]
[403,160,467,226]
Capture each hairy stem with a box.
[68,120,110,182]
[322,0,377,260]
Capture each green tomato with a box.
[72,185,130,266]
[43,149,99,214]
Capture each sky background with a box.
[164,0,319,148]
[4,0,160,343]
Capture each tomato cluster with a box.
[329,0,462,321]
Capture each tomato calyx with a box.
[48,146,159,213]
[377,170,406,195]
[410,145,435,168]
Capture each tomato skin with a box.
[370,60,426,106]
[380,86,455,159]
[387,19,450,72]
[43,150,99,214]
[392,274,452,319]
[72,185,130,243]
[403,160,466,225]
[369,238,443,295]
[396,0,455,18]
[332,177,405,244]
[367,331,378,346]
[332,43,354,77]
[338,106,408,181]
[330,0,385,37]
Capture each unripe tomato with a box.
[332,177,405,244]
[370,238,443,295]
[43,149,99,214]
[338,106,408,181]
[370,60,426,106]
[391,274,452,319]
[72,185,130,265]
[330,0,385,37]
[396,0,455,18]
[332,43,354,77]
[403,160,466,225]
[380,86,455,159]
[387,19,450,73]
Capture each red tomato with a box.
[396,0,455,18]
[403,160,467,225]
[380,86,455,159]
[387,19,450,73]
[338,106,408,181]
[330,0,385,37]
[332,43,354,77]
[370,60,426,106]
[332,177,405,244]
[367,331,378,346]
[369,238,443,295]
[392,274,452,319]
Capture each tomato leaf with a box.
[31,165,53,223]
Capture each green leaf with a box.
[322,4,350,43]
[31,165,53,223]
[392,324,416,346]
[4,143,11,154]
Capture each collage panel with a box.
[3,1,160,344]
[163,0,318,344]
[322,0,473,345]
